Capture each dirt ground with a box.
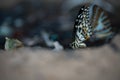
[0,35,119,80]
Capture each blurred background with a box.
[0,0,120,50]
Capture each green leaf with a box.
[5,37,23,50]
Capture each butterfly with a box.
[70,4,114,49]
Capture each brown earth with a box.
[0,35,119,80]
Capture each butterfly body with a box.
[70,4,114,49]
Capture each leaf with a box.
[5,37,23,50]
